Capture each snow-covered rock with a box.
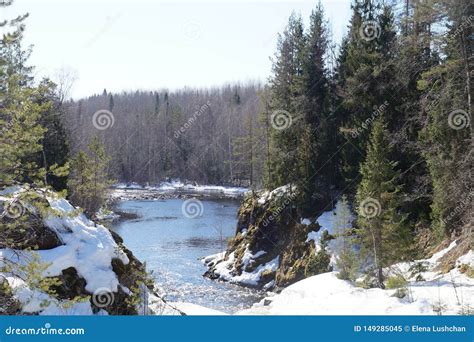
[204,186,342,289]
[204,249,279,287]
[0,187,180,315]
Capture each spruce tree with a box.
[35,79,69,191]
[338,1,399,189]
[266,13,306,190]
[297,2,332,215]
[355,117,412,287]
[68,136,114,217]
[334,196,358,281]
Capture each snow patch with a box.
[257,184,295,204]
[0,188,130,315]
[113,180,248,196]
[169,302,227,315]
[205,251,279,287]
[240,242,474,315]
[241,245,266,269]
[300,218,312,225]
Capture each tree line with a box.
[64,85,266,187]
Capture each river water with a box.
[111,198,263,313]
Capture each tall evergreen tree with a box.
[108,94,114,112]
[338,1,399,189]
[35,79,70,191]
[297,2,332,214]
[356,117,412,286]
[266,13,306,191]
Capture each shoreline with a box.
[109,185,249,202]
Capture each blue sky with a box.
[4,0,351,99]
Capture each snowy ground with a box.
[238,241,473,315]
[164,302,227,315]
[203,196,473,316]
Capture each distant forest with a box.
[64,84,265,186]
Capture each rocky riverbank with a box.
[0,186,183,315]
[203,185,340,290]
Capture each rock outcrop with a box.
[0,186,175,315]
[204,185,333,289]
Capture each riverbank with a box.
[110,181,249,201]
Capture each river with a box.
[111,198,263,314]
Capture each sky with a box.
[3,0,351,99]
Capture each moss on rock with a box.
[205,188,332,289]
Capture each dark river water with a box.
[111,199,263,313]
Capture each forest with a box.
[0,0,472,317]
[59,0,472,243]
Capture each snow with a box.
[202,251,226,265]
[41,196,129,293]
[3,276,97,315]
[113,180,248,196]
[384,240,458,281]
[306,231,322,253]
[233,256,280,286]
[204,251,279,287]
[457,250,473,267]
[300,218,312,225]
[0,188,129,315]
[257,184,295,204]
[169,302,227,315]
[239,241,474,315]
[241,245,266,269]
[315,200,353,236]
[0,185,23,196]
[114,182,143,189]
[427,241,457,263]
[305,200,354,255]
